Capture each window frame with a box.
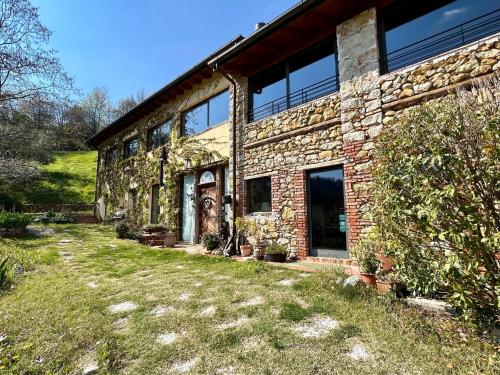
[246,176,272,214]
[377,0,500,73]
[123,136,139,159]
[248,37,339,122]
[105,146,118,168]
[182,89,230,136]
[147,119,171,151]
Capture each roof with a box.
[86,35,244,147]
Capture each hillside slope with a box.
[21,151,97,204]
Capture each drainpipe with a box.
[93,149,101,219]
[214,65,238,254]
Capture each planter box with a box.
[164,232,177,247]
[240,244,252,257]
[266,253,286,263]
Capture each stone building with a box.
[88,0,500,261]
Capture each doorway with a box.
[181,174,195,243]
[198,170,218,239]
[307,166,347,258]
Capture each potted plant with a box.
[201,233,221,253]
[235,217,254,257]
[351,238,379,288]
[265,244,287,263]
[364,227,393,271]
[375,270,392,294]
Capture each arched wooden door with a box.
[198,170,218,237]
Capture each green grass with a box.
[0,224,498,374]
[20,151,97,204]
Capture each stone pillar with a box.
[337,8,382,249]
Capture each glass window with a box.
[183,90,230,135]
[208,90,230,126]
[123,137,139,159]
[128,189,137,210]
[381,0,500,72]
[247,177,272,213]
[147,120,171,151]
[105,146,118,168]
[249,38,338,121]
[199,170,215,184]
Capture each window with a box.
[380,0,500,72]
[247,177,271,213]
[123,137,139,159]
[147,120,171,151]
[105,146,118,168]
[128,189,137,211]
[199,170,215,184]
[249,39,338,121]
[151,185,160,224]
[183,90,230,135]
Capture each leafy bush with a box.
[373,79,500,330]
[265,244,287,255]
[0,184,23,212]
[0,257,9,289]
[201,233,221,251]
[115,222,139,240]
[39,210,76,224]
[115,222,130,239]
[0,211,32,229]
[351,233,379,274]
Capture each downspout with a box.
[94,149,101,219]
[215,65,238,254]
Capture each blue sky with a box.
[32,0,297,104]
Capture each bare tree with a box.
[112,89,145,120]
[81,86,112,133]
[0,0,72,105]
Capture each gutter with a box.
[215,66,238,255]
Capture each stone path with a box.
[294,315,339,338]
[108,301,137,313]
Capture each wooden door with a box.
[198,170,218,238]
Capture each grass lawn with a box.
[0,225,497,374]
[19,151,97,204]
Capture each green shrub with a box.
[0,186,23,212]
[0,211,32,229]
[201,233,221,251]
[39,211,76,224]
[0,257,9,289]
[373,80,500,330]
[115,222,130,239]
[265,244,287,255]
[351,233,379,274]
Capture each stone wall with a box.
[95,73,231,228]
[232,7,499,260]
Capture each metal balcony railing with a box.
[382,9,500,73]
[249,75,339,122]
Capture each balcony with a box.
[249,75,339,122]
[382,9,500,73]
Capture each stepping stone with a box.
[86,282,98,289]
[113,317,129,331]
[238,296,264,307]
[178,293,191,301]
[156,331,185,346]
[109,301,137,313]
[151,305,176,317]
[199,305,216,316]
[59,239,73,244]
[82,363,98,375]
[294,315,339,338]
[217,316,248,330]
[299,273,311,278]
[277,279,295,286]
[171,358,198,373]
[216,366,236,375]
[347,343,371,360]
[343,276,360,287]
[175,265,185,269]
[193,281,203,287]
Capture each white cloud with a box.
[441,7,468,21]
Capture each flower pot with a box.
[376,280,391,294]
[266,253,286,263]
[360,273,377,288]
[164,232,177,247]
[240,244,252,257]
[375,252,393,271]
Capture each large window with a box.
[147,120,171,151]
[380,0,500,72]
[105,146,118,168]
[183,90,230,135]
[249,39,338,122]
[123,137,139,159]
[247,177,272,213]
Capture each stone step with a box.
[306,257,352,266]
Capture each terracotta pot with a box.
[164,232,177,247]
[375,252,393,271]
[360,273,377,288]
[350,263,361,277]
[376,280,391,294]
[266,253,287,263]
[240,244,252,257]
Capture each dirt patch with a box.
[171,357,198,373]
[277,279,296,286]
[156,331,184,346]
[199,305,216,316]
[151,305,176,317]
[238,296,264,307]
[294,315,339,338]
[347,343,371,360]
[109,301,137,314]
[217,316,248,330]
